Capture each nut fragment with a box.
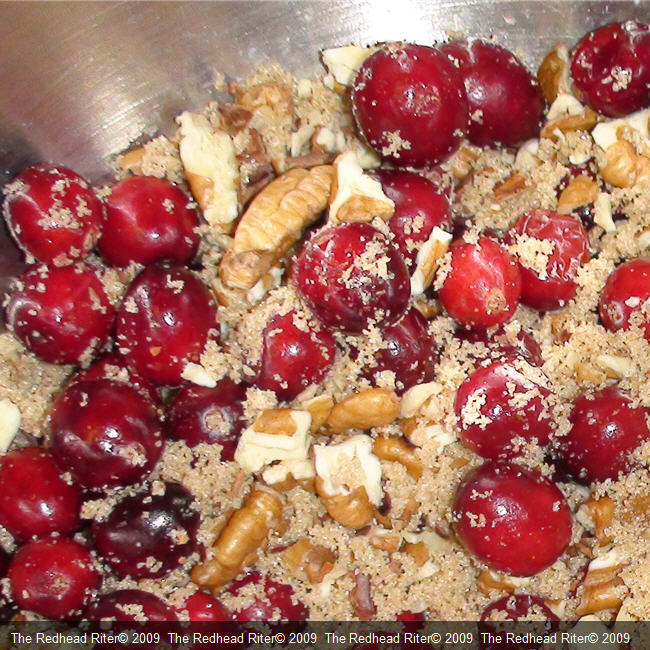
[595,354,634,380]
[402,541,428,567]
[576,550,627,616]
[477,569,530,596]
[537,44,571,103]
[316,481,375,529]
[297,394,334,432]
[0,398,20,453]
[373,436,423,479]
[583,496,616,546]
[326,388,400,434]
[556,175,599,214]
[282,538,337,583]
[368,527,402,553]
[541,107,599,140]
[492,172,531,201]
[321,45,378,86]
[600,138,650,188]
[447,142,481,180]
[411,226,452,296]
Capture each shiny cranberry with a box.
[5,263,114,365]
[557,387,650,484]
[455,358,554,460]
[8,537,99,619]
[453,461,572,576]
[506,210,590,312]
[456,326,543,366]
[116,263,218,386]
[375,170,451,269]
[0,447,81,541]
[166,379,246,459]
[50,379,163,489]
[439,236,521,329]
[179,591,232,621]
[85,589,177,621]
[253,310,336,400]
[599,258,650,339]
[571,21,650,117]
[396,610,426,621]
[2,164,103,266]
[442,40,544,147]
[351,43,468,167]
[292,222,410,333]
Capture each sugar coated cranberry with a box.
[253,310,336,400]
[506,210,590,312]
[439,236,521,329]
[99,176,200,267]
[453,461,571,576]
[5,263,115,365]
[456,326,543,366]
[481,594,558,622]
[455,358,554,460]
[0,447,81,541]
[556,387,650,484]
[442,40,544,147]
[351,43,468,167]
[92,482,199,579]
[116,263,218,386]
[9,537,100,619]
[292,222,409,333]
[179,591,232,621]
[571,21,650,117]
[50,378,163,489]
[86,589,177,621]
[166,378,246,459]
[2,164,103,266]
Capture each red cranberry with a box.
[351,43,468,167]
[374,169,451,269]
[453,461,572,576]
[506,210,590,312]
[179,591,232,621]
[2,164,103,266]
[556,387,650,484]
[253,310,336,400]
[599,258,650,339]
[292,222,410,333]
[456,326,543,367]
[8,537,100,619]
[439,236,521,329]
[116,264,218,386]
[166,378,246,459]
[50,379,163,489]
[5,263,114,365]
[85,589,177,621]
[442,40,544,147]
[455,358,554,460]
[571,21,650,117]
[98,176,200,268]
[0,447,81,541]
[396,610,426,622]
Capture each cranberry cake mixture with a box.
[0,20,650,626]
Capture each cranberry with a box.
[506,210,590,312]
[571,21,650,117]
[556,387,650,484]
[0,447,81,541]
[375,169,451,269]
[439,236,521,329]
[179,591,232,621]
[253,310,336,400]
[599,258,650,339]
[86,589,177,621]
[5,263,114,365]
[442,40,544,147]
[8,537,99,619]
[351,43,468,167]
[455,358,554,460]
[166,379,246,459]
[50,379,163,489]
[98,176,200,267]
[456,326,543,367]
[2,164,103,266]
[396,610,426,622]
[116,263,218,386]
[453,461,572,576]
[292,222,410,333]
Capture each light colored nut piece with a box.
[116,146,146,175]
[321,45,378,86]
[595,354,634,380]
[368,527,402,553]
[402,542,428,567]
[492,172,531,201]
[556,175,599,214]
[299,394,334,433]
[0,398,21,453]
[412,296,440,319]
[541,107,599,141]
[583,496,615,546]
[373,436,423,480]
[593,192,615,232]
[575,362,606,386]
[477,569,531,596]
[410,226,452,296]
[537,44,571,103]
[282,538,337,583]
[447,142,481,180]
[592,108,650,152]
[326,388,400,433]
[252,408,299,435]
[576,561,627,616]
[181,362,217,388]
[400,381,440,418]
[600,139,639,188]
[315,480,375,529]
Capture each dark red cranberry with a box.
[442,39,544,147]
[456,326,543,367]
[92,482,199,579]
[116,264,218,386]
[50,379,163,489]
[351,43,468,167]
[571,21,650,117]
[253,310,336,400]
[453,461,572,576]
[85,589,177,621]
[98,176,200,267]
[374,169,451,269]
[439,236,521,329]
[166,378,246,459]
[396,610,426,621]
[556,387,650,484]
[506,210,590,312]
[5,263,114,365]
[292,222,410,333]
[2,164,103,266]
[455,358,554,460]
[599,258,650,339]
[179,591,232,621]
[0,447,81,541]
[8,537,100,619]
